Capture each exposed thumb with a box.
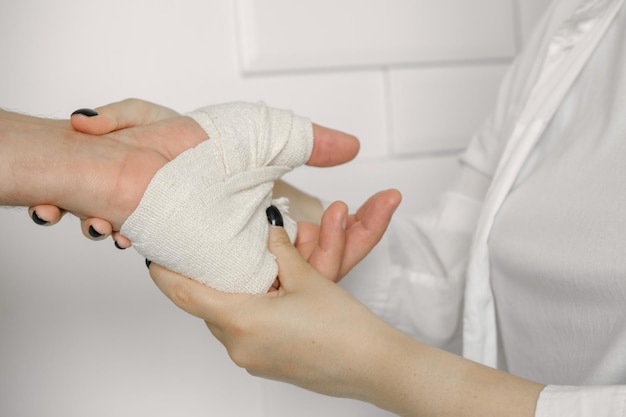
[266,207,311,292]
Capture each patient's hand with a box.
[27,100,208,248]
[27,100,199,247]
[29,100,390,292]
[30,99,361,251]
[1,102,205,235]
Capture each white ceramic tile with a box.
[0,0,237,116]
[389,64,509,155]
[231,71,389,159]
[0,210,265,417]
[283,154,461,216]
[236,0,517,73]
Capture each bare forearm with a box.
[0,110,120,216]
[363,325,544,417]
[0,110,70,206]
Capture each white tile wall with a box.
[517,0,553,42]
[236,0,517,73]
[0,1,551,416]
[389,64,510,154]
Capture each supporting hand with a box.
[149,214,396,399]
[149,215,543,417]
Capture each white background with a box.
[0,1,549,416]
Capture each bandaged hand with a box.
[123,101,313,293]
[30,99,362,293]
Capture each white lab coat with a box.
[342,0,626,414]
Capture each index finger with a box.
[71,98,178,135]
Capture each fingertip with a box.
[81,218,113,241]
[71,108,99,117]
[29,205,65,226]
[388,188,403,205]
[31,209,48,226]
[308,124,360,167]
[75,98,181,134]
[112,232,132,250]
[72,110,121,135]
[380,189,403,214]
[266,205,285,228]
[326,200,349,226]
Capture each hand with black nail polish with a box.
[266,205,284,227]
[88,225,103,239]
[4,99,205,249]
[31,210,49,226]
[71,108,99,118]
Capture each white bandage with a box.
[120,102,313,293]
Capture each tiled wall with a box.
[0,1,549,416]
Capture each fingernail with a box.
[88,225,103,238]
[145,259,152,269]
[71,108,99,117]
[266,205,284,227]
[31,210,49,226]
[114,241,125,250]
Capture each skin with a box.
[149,224,544,417]
[17,99,363,241]
[18,99,543,416]
[1,102,206,233]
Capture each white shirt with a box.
[342,0,626,414]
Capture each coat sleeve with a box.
[535,385,626,417]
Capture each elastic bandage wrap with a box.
[120,102,313,293]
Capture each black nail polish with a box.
[71,108,99,117]
[114,241,125,250]
[145,259,152,269]
[88,225,103,238]
[266,205,284,227]
[31,210,49,226]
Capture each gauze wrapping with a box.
[120,102,313,293]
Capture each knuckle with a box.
[221,318,258,369]
[227,346,250,369]
[169,282,194,310]
[121,97,141,107]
